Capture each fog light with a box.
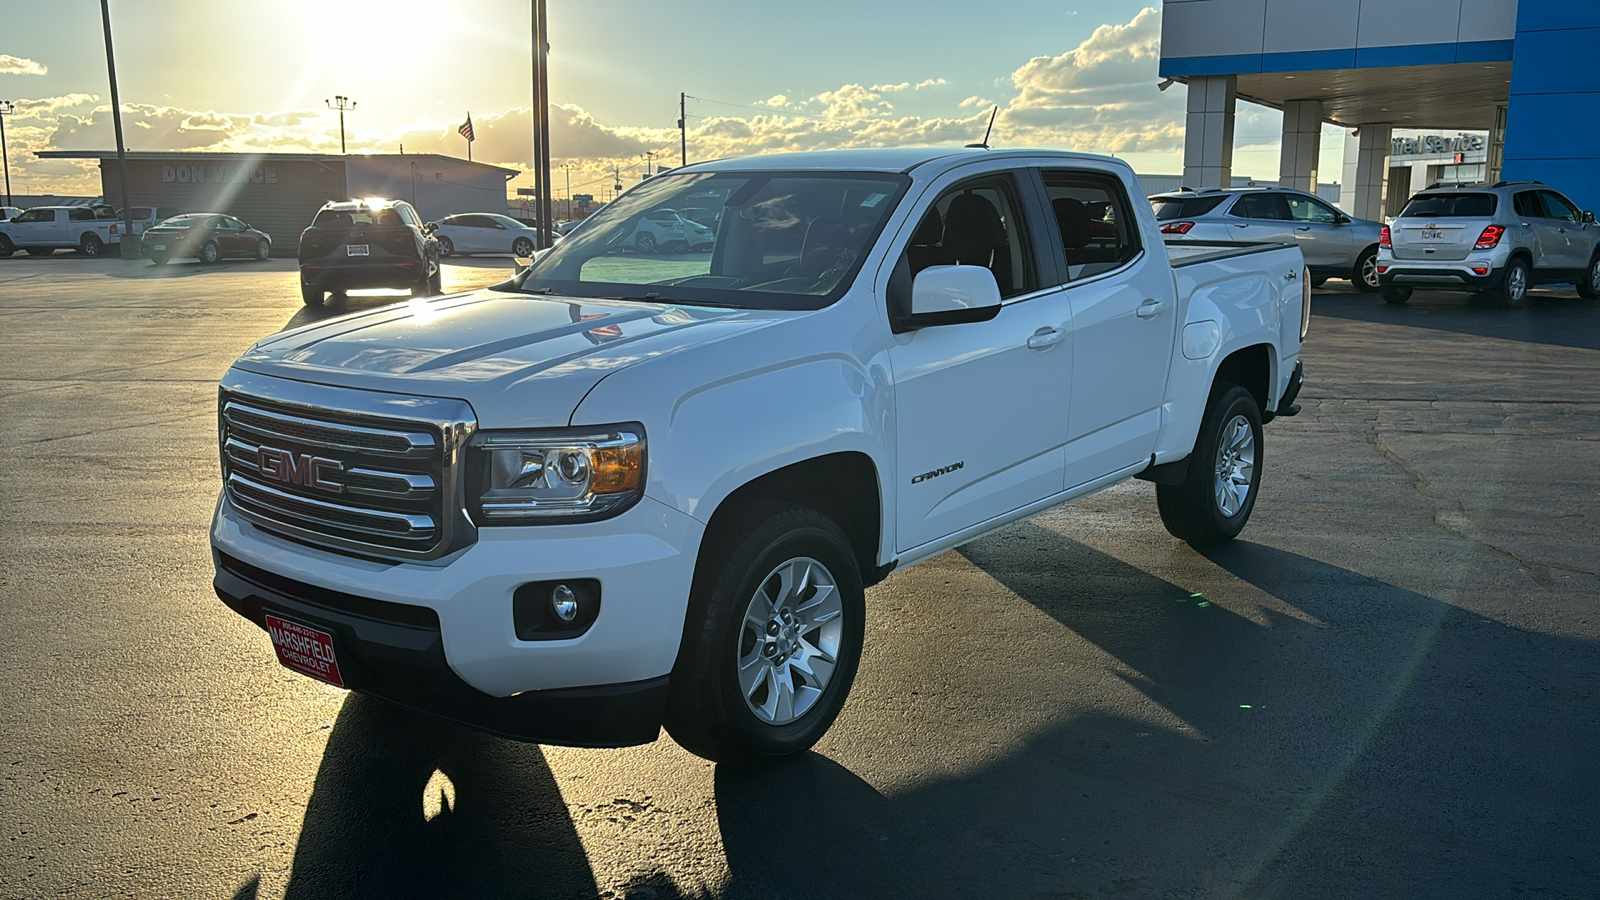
[1377,265,1388,274]
[551,583,578,622]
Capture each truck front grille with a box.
[218,378,476,562]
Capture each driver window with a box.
[1288,195,1339,223]
[903,175,1036,300]
[1539,191,1579,223]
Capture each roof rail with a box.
[1490,179,1543,188]
[1424,181,1478,190]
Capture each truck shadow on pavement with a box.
[272,526,1597,899]
[660,526,1594,898]
[279,693,597,899]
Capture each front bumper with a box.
[211,492,704,726]
[214,552,668,746]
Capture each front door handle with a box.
[1026,326,1066,350]
[1295,226,1311,232]
[1231,222,1248,229]
[1135,299,1168,319]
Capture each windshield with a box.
[519,170,908,311]
[1151,195,1227,220]
[1400,193,1497,218]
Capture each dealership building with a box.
[35,151,518,255]
[1160,0,1598,220]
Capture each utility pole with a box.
[99,0,133,255]
[643,151,656,178]
[325,95,356,154]
[0,100,14,207]
[679,92,687,168]
[561,163,571,219]
[530,0,553,248]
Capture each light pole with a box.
[325,95,356,154]
[560,163,571,219]
[0,100,14,208]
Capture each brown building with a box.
[36,151,518,256]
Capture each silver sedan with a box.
[1152,186,1385,291]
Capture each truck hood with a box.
[232,289,780,427]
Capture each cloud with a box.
[871,83,911,93]
[0,55,48,76]
[915,78,948,90]
[959,96,994,109]
[759,94,789,107]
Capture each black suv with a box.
[298,199,441,307]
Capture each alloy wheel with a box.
[1213,414,1256,518]
[736,556,842,726]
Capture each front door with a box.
[1285,193,1355,269]
[8,208,62,246]
[888,171,1071,553]
[1537,190,1587,272]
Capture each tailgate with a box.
[1391,220,1481,261]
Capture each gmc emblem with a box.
[256,446,344,493]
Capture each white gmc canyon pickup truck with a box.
[211,148,1307,762]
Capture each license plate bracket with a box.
[1420,229,1445,242]
[265,614,346,687]
[347,244,369,256]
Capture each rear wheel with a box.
[1157,385,1263,548]
[200,240,220,264]
[300,283,324,307]
[1576,253,1600,299]
[79,234,104,256]
[1353,247,1381,292]
[1381,286,1412,305]
[635,233,657,254]
[437,236,454,258]
[0,235,14,257]
[148,254,170,266]
[664,506,865,764]
[255,239,271,261]
[1497,257,1529,308]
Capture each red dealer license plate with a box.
[264,614,345,687]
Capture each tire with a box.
[1310,276,1328,288]
[0,235,14,257]
[80,234,104,257]
[200,240,220,264]
[1353,246,1381,292]
[437,236,453,258]
[1497,257,1529,308]
[427,257,442,295]
[512,237,534,257]
[1157,385,1264,549]
[255,239,271,261]
[300,283,325,307]
[635,232,657,254]
[664,506,865,764]
[1381,286,1412,305]
[148,254,169,266]
[1576,253,1600,300]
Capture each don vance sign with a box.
[161,164,280,185]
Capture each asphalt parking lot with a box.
[1,256,1596,899]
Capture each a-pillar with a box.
[1182,75,1236,189]
[1278,100,1323,192]
[1344,124,1393,222]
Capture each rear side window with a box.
[1151,195,1227,221]
[1400,193,1497,218]
[1232,193,1292,220]
[1043,169,1142,282]
[1513,192,1544,218]
[68,208,95,221]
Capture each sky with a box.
[0,0,1345,201]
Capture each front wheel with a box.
[1157,385,1263,549]
[437,236,454,258]
[1353,247,1381,292]
[1381,286,1412,305]
[1576,253,1600,299]
[664,507,865,764]
[255,239,271,261]
[512,237,534,257]
[635,232,657,254]
[427,257,442,295]
[147,254,170,266]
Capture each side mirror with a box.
[1334,213,1351,225]
[423,222,438,234]
[1584,210,1595,224]
[901,265,1002,330]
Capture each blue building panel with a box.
[1353,43,1459,68]
[1505,30,1600,95]
[1453,40,1516,63]
[1260,49,1357,73]
[1502,0,1600,215]
[1164,41,1511,77]
[1159,53,1263,78]
[1514,3,1600,32]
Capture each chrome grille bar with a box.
[229,475,436,540]
[223,401,436,458]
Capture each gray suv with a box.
[1151,186,1386,291]
[1377,181,1600,307]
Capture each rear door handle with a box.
[1135,299,1168,319]
[1295,226,1311,232]
[1026,326,1066,350]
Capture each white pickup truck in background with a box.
[210,147,1308,763]
[0,206,122,257]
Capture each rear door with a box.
[1536,190,1587,272]
[1043,166,1177,488]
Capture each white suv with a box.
[1378,181,1600,307]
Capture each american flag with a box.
[458,115,474,142]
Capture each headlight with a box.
[468,425,645,524]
